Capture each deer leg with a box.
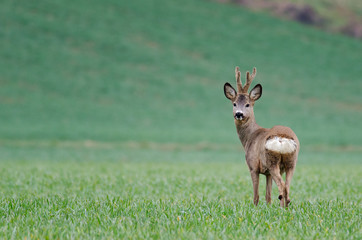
[284,167,295,207]
[265,174,272,204]
[269,167,286,207]
[250,172,259,206]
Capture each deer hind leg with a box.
[265,174,272,204]
[269,167,286,207]
[250,171,260,206]
[284,167,295,207]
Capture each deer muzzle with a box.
[235,111,244,120]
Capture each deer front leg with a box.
[250,171,260,206]
[265,174,272,204]
[269,167,286,207]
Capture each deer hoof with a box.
[278,195,283,200]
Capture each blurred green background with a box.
[1,0,361,238]
[1,0,361,150]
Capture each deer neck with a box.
[235,117,261,148]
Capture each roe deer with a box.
[223,67,299,207]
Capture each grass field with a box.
[1,146,361,239]
[0,0,361,239]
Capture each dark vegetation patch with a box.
[274,4,323,26]
[341,21,362,38]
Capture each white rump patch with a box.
[265,137,297,154]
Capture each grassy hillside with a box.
[1,0,361,147]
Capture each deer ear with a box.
[224,83,237,101]
[249,84,262,101]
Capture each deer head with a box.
[223,67,262,123]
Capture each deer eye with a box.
[233,103,236,107]
[245,104,250,107]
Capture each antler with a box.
[243,67,256,93]
[235,67,257,93]
[235,67,243,93]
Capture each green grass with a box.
[0,142,361,239]
[0,0,361,238]
[0,146,361,239]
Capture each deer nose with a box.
[235,112,243,118]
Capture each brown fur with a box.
[224,67,299,207]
